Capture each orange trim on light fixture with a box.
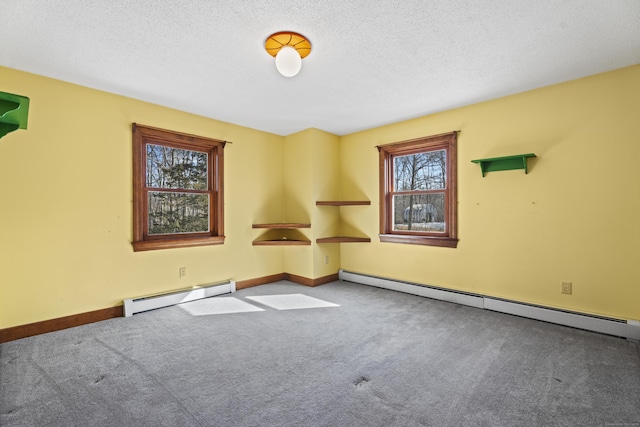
[265,31,311,58]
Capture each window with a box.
[132,124,225,251]
[378,131,458,247]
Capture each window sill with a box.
[133,235,225,252]
[379,234,458,248]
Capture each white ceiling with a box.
[1,1,639,136]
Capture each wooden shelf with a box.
[315,200,371,243]
[252,222,311,246]
[471,153,536,177]
[252,223,310,229]
[316,201,371,206]
[316,237,371,243]
[253,239,311,246]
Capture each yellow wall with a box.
[310,129,341,277]
[2,64,638,329]
[0,67,285,329]
[282,128,341,278]
[339,65,640,320]
[282,130,314,278]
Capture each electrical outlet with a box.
[179,267,187,278]
[561,281,572,295]
[324,255,329,265]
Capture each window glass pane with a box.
[146,144,208,190]
[392,193,445,232]
[148,192,210,235]
[393,150,446,191]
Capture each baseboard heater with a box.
[123,280,236,317]
[339,270,640,340]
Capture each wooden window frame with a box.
[132,124,225,251]
[378,131,458,248]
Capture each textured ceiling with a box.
[1,1,639,136]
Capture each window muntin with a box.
[378,132,458,248]
[133,124,224,251]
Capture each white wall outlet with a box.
[179,267,187,278]
[561,281,572,294]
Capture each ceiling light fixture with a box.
[265,31,311,77]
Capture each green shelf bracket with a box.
[471,153,536,177]
[0,91,30,140]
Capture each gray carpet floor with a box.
[1,280,639,426]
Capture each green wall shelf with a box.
[0,91,30,140]
[471,153,536,177]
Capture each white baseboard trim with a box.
[339,270,639,340]
[339,269,484,309]
[124,280,235,317]
[483,298,635,339]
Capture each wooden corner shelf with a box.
[316,237,371,243]
[252,223,311,229]
[315,200,371,243]
[253,239,311,246]
[471,153,536,177]
[316,201,371,206]
[252,222,311,246]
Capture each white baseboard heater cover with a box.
[124,280,235,317]
[339,270,640,340]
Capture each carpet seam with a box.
[94,337,204,426]
[25,354,85,424]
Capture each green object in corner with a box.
[471,153,536,177]
[0,91,30,139]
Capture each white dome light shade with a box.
[275,46,302,77]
